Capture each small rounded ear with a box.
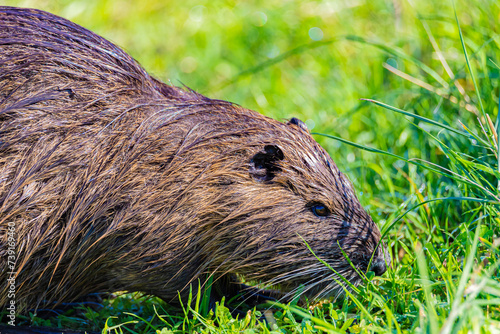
[249,145,284,182]
[287,117,309,133]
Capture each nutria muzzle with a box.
[371,257,388,276]
[0,6,390,312]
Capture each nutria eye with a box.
[311,204,328,217]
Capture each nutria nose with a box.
[370,258,387,276]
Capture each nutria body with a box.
[0,7,389,312]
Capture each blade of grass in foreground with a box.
[454,3,487,123]
[361,99,490,147]
[297,234,361,293]
[415,244,439,333]
[314,132,488,191]
[295,235,377,324]
[440,219,482,334]
[379,197,499,237]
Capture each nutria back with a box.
[0,7,390,311]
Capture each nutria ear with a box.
[249,145,284,182]
[287,117,309,133]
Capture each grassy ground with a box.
[1,0,500,332]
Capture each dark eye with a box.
[311,204,329,217]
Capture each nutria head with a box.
[0,6,390,310]
[107,104,391,303]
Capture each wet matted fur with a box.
[0,7,390,312]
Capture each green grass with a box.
[2,0,500,332]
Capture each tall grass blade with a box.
[453,3,487,121]
[440,219,482,334]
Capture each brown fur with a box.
[0,7,390,312]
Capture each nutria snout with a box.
[0,6,390,312]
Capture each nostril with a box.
[370,258,387,276]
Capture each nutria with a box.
[0,6,390,313]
